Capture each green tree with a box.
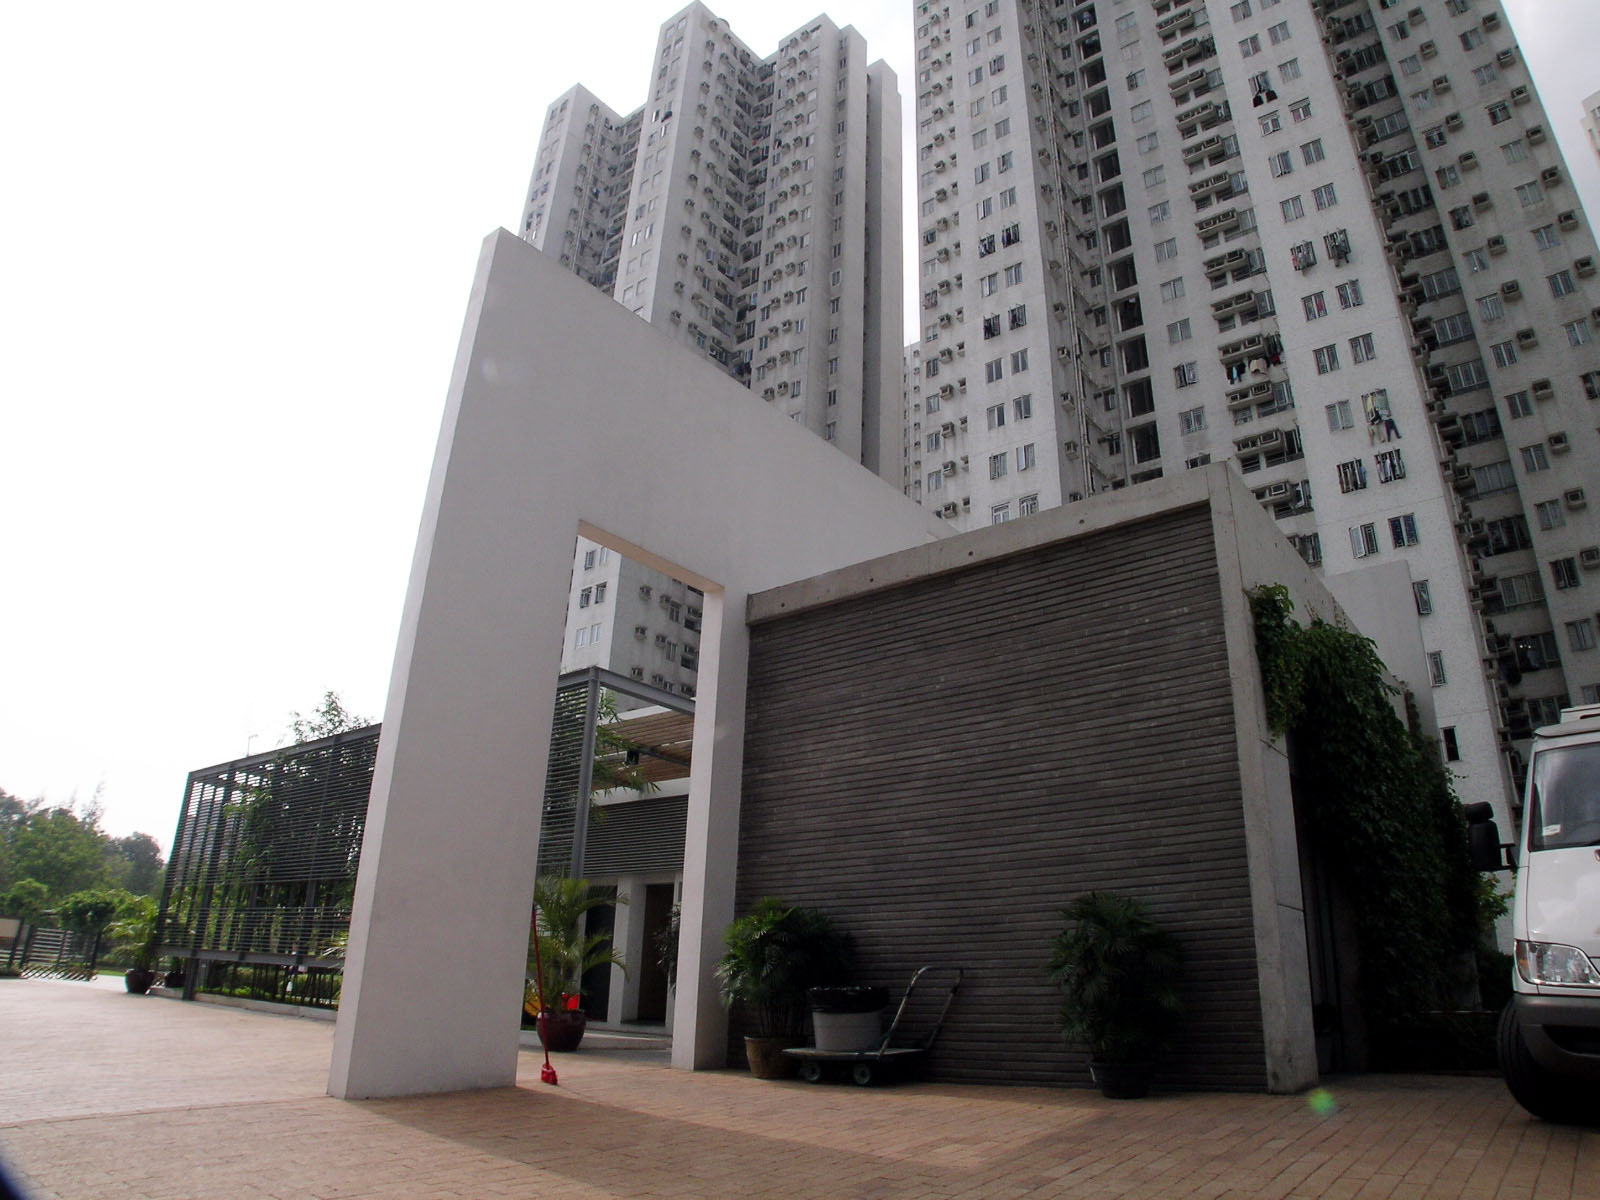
[58,887,133,956]
[0,878,49,924]
[288,691,370,744]
[104,832,165,896]
[4,804,111,901]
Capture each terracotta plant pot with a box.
[537,1009,588,1052]
[744,1035,799,1079]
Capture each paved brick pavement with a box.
[2,978,1596,1199]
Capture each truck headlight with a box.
[1515,940,1600,987]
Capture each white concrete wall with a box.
[329,230,945,1098]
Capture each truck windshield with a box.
[1529,741,1600,851]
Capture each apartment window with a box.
[999,186,1018,209]
[1350,333,1376,363]
[1413,580,1433,615]
[985,358,1004,383]
[1473,63,1499,86]
[1289,98,1312,122]
[969,66,985,85]
[1302,291,1327,320]
[1131,100,1153,122]
[1180,406,1206,434]
[1442,727,1460,763]
[1477,292,1505,321]
[988,452,1008,479]
[583,549,597,570]
[1260,111,1283,135]
[1376,448,1406,482]
[1013,394,1033,420]
[1436,165,1460,189]
[1487,100,1511,124]
[1231,0,1251,18]
[1149,201,1172,224]
[1019,493,1039,517]
[1126,70,1145,92]
[1240,34,1262,56]
[1490,340,1518,368]
[1552,558,1580,590]
[1399,54,1422,76]
[991,504,1011,525]
[1534,499,1565,530]
[1548,270,1576,298]
[1516,180,1545,208]
[1168,318,1192,343]
[974,162,991,184]
[1136,132,1160,154]
[1301,138,1325,165]
[1268,21,1291,44]
[926,470,943,493]
[1389,513,1419,547]
[1336,280,1363,308]
[1521,442,1549,472]
[1568,620,1597,652]
[1280,58,1302,81]
[1411,88,1435,110]
[1565,319,1592,346]
[1475,459,1516,495]
[1463,248,1488,273]
[1532,223,1561,250]
[1585,371,1600,400]
[1010,348,1029,372]
[994,117,1012,138]
[1312,183,1337,210]
[1161,278,1185,301]
[1436,312,1475,344]
[1017,443,1036,471]
[992,85,1008,105]
[1008,303,1026,328]
[970,97,986,117]
[1337,458,1368,492]
[1175,362,1199,387]
[1350,523,1380,558]
[986,402,1007,429]
[997,151,1013,173]
[1004,263,1024,286]
[1500,138,1527,164]
[1314,344,1340,374]
[1326,399,1354,430]
[1427,651,1447,687]
[1281,195,1305,222]
[1270,151,1294,178]
[1505,390,1533,419]
[1155,237,1179,262]
[1143,165,1165,188]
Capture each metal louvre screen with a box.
[158,726,379,967]
[537,679,588,878]
[583,795,689,876]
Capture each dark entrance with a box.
[634,883,676,1022]
[579,889,617,1020]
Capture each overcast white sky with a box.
[3,0,1598,852]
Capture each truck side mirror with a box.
[1463,802,1509,872]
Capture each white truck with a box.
[1468,703,1600,1124]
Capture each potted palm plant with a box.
[1047,891,1183,1099]
[108,896,160,995]
[715,898,854,1078]
[528,876,626,1052]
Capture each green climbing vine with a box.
[1249,585,1483,1045]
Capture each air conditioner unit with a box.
[1472,191,1493,211]
[1564,487,1587,509]
[1445,112,1464,130]
[1532,377,1554,400]
[1558,209,1580,231]
[1549,431,1571,453]
[1482,11,1501,30]
[1419,39,1437,58]
[1487,235,1507,255]
[1496,48,1516,67]
[1580,546,1600,570]
[1575,256,1596,277]
[1458,151,1478,169]
[1541,166,1562,186]
[1511,85,1531,105]
[1433,75,1452,93]
[1516,327,1538,347]
[1527,124,1548,145]
[1500,280,1521,299]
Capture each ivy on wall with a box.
[1249,585,1482,1037]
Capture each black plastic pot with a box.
[807,985,888,1014]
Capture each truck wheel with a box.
[851,1063,875,1087]
[1497,1003,1599,1125]
[800,1061,824,1084]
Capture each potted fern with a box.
[1047,891,1183,1098]
[715,898,854,1078]
[528,876,626,1051]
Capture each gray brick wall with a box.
[735,502,1269,1090]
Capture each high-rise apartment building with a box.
[1583,88,1600,168]
[520,2,902,697]
[908,0,1600,823]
